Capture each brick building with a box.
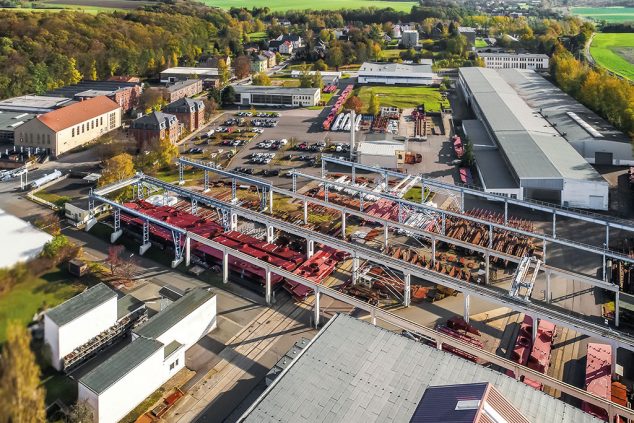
[164,80,203,103]
[163,98,205,132]
[130,111,180,149]
[44,80,142,113]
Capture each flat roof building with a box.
[290,70,342,84]
[357,62,439,86]
[44,80,142,112]
[239,314,597,423]
[233,86,320,107]
[0,95,72,114]
[160,67,219,84]
[0,111,36,143]
[477,52,549,70]
[458,67,608,210]
[498,68,633,166]
[0,208,53,269]
[78,288,216,423]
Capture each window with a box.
[47,134,51,144]
[100,116,103,126]
[109,112,116,129]
[72,128,75,137]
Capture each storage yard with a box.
[80,149,634,422]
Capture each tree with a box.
[88,59,98,81]
[221,85,236,105]
[252,72,271,86]
[234,55,251,79]
[0,321,46,423]
[202,98,218,122]
[99,153,135,187]
[65,400,94,423]
[344,95,363,114]
[34,213,61,236]
[217,58,230,85]
[140,88,166,113]
[312,59,327,71]
[327,46,344,69]
[311,71,324,90]
[368,94,380,116]
[150,137,179,169]
[298,64,313,88]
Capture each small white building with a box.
[78,288,217,423]
[357,62,439,86]
[233,86,320,107]
[159,67,219,84]
[44,284,118,371]
[477,52,549,70]
[357,140,406,169]
[1,208,53,269]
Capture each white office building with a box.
[357,62,439,86]
[477,52,549,70]
[401,30,419,48]
[233,86,320,107]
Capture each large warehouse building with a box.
[233,86,320,107]
[357,62,439,86]
[458,67,609,210]
[498,68,633,166]
[239,314,597,423]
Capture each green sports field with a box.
[202,0,418,12]
[355,86,448,113]
[590,33,634,80]
[572,7,634,23]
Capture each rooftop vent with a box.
[455,400,481,410]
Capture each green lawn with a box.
[247,31,267,41]
[572,7,634,23]
[475,38,488,48]
[33,191,71,207]
[355,86,449,113]
[201,0,417,12]
[270,77,301,88]
[590,33,634,80]
[0,268,84,343]
[380,49,405,60]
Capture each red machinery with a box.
[506,315,533,378]
[322,85,353,131]
[453,135,464,158]
[523,320,556,390]
[284,247,346,299]
[435,324,484,364]
[582,343,611,421]
[459,167,473,185]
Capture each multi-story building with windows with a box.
[233,86,320,107]
[477,52,549,70]
[13,96,121,157]
[163,98,205,132]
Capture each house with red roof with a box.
[14,96,121,157]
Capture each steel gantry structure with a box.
[88,177,634,421]
[90,171,634,356]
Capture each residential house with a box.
[130,111,180,148]
[251,54,268,74]
[199,54,231,69]
[277,34,302,49]
[13,96,121,157]
[163,98,205,132]
[262,51,276,68]
[279,41,294,55]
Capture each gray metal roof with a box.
[164,340,183,359]
[240,314,599,423]
[233,85,319,96]
[498,68,630,145]
[134,288,215,339]
[166,79,201,93]
[460,67,606,184]
[473,148,519,190]
[46,283,116,327]
[359,62,434,76]
[0,95,72,113]
[116,294,145,320]
[0,111,36,132]
[79,337,163,394]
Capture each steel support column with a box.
[464,294,470,323]
[265,269,272,305]
[352,255,360,285]
[230,212,237,231]
[504,198,508,225]
[383,224,389,250]
[404,273,411,307]
[269,189,274,214]
[191,198,198,215]
[307,239,314,258]
[314,287,320,328]
[185,236,191,267]
[266,225,274,243]
[292,173,297,192]
[612,343,618,376]
[485,254,490,285]
[111,208,122,243]
[231,179,237,203]
[341,212,346,239]
[371,308,377,325]
[139,220,151,255]
[203,170,209,192]
[223,250,229,284]
[553,211,557,239]
[460,188,464,213]
[324,184,329,202]
[303,200,308,224]
[616,291,620,328]
[532,316,539,342]
[546,271,551,303]
[178,162,184,185]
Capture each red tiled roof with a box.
[38,96,120,132]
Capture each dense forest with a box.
[0,3,237,98]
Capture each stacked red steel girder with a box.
[582,343,612,421]
[284,247,347,300]
[322,84,353,131]
[523,320,556,391]
[120,201,310,287]
[435,318,484,364]
[506,315,534,379]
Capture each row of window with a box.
[71,116,104,137]
[27,132,51,145]
[169,358,180,370]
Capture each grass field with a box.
[0,268,84,343]
[355,86,448,113]
[247,31,267,41]
[572,7,634,23]
[202,0,418,12]
[475,38,488,48]
[590,33,634,80]
[380,49,406,60]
